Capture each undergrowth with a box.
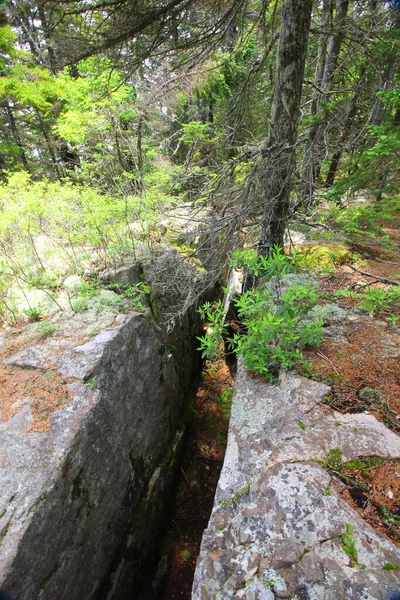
[198,247,323,380]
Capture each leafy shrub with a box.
[231,281,323,378]
[0,171,172,321]
[358,286,399,316]
[198,248,323,380]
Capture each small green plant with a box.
[119,279,151,313]
[325,448,343,471]
[87,377,96,389]
[230,245,301,278]
[344,456,383,471]
[358,286,400,316]
[23,306,41,322]
[232,282,323,379]
[333,287,361,302]
[37,322,57,339]
[341,523,360,566]
[385,313,399,328]
[357,387,382,405]
[298,421,306,431]
[378,505,400,529]
[299,360,313,378]
[197,300,227,360]
[71,297,89,313]
[382,563,399,571]
[220,387,233,419]
[324,486,332,496]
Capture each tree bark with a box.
[5,103,30,171]
[324,66,366,186]
[301,0,349,204]
[258,0,313,256]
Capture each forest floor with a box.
[299,225,400,549]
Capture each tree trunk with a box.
[137,114,145,195]
[301,0,332,204]
[324,66,366,186]
[301,0,349,205]
[37,5,59,74]
[36,111,66,179]
[5,103,29,171]
[258,0,313,256]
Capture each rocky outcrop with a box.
[0,305,201,599]
[192,366,400,599]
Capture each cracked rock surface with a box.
[192,367,400,599]
[0,309,200,600]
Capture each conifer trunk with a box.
[258,0,313,255]
[301,0,349,205]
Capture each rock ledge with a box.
[192,366,400,599]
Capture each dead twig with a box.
[347,265,400,286]
[316,351,341,375]
[181,468,193,495]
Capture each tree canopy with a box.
[0,0,399,319]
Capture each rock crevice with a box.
[0,305,201,599]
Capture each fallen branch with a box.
[181,468,193,495]
[348,265,400,286]
[316,351,341,375]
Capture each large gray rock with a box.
[4,344,48,369]
[0,308,200,600]
[192,367,400,600]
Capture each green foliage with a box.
[231,246,301,279]
[357,287,399,316]
[120,281,150,312]
[37,322,58,339]
[23,306,41,322]
[0,171,173,321]
[232,280,323,379]
[341,524,360,567]
[386,313,399,328]
[325,448,343,471]
[357,387,382,405]
[198,248,323,379]
[324,202,384,239]
[220,387,233,420]
[197,300,227,359]
[180,121,211,145]
[295,244,349,275]
[333,285,399,316]
[382,563,399,571]
[378,505,400,529]
[55,58,134,147]
[344,457,383,471]
[299,360,314,378]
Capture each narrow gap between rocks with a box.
[137,356,235,600]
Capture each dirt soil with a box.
[0,319,91,432]
[138,359,234,600]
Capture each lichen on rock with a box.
[192,366,400,599]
